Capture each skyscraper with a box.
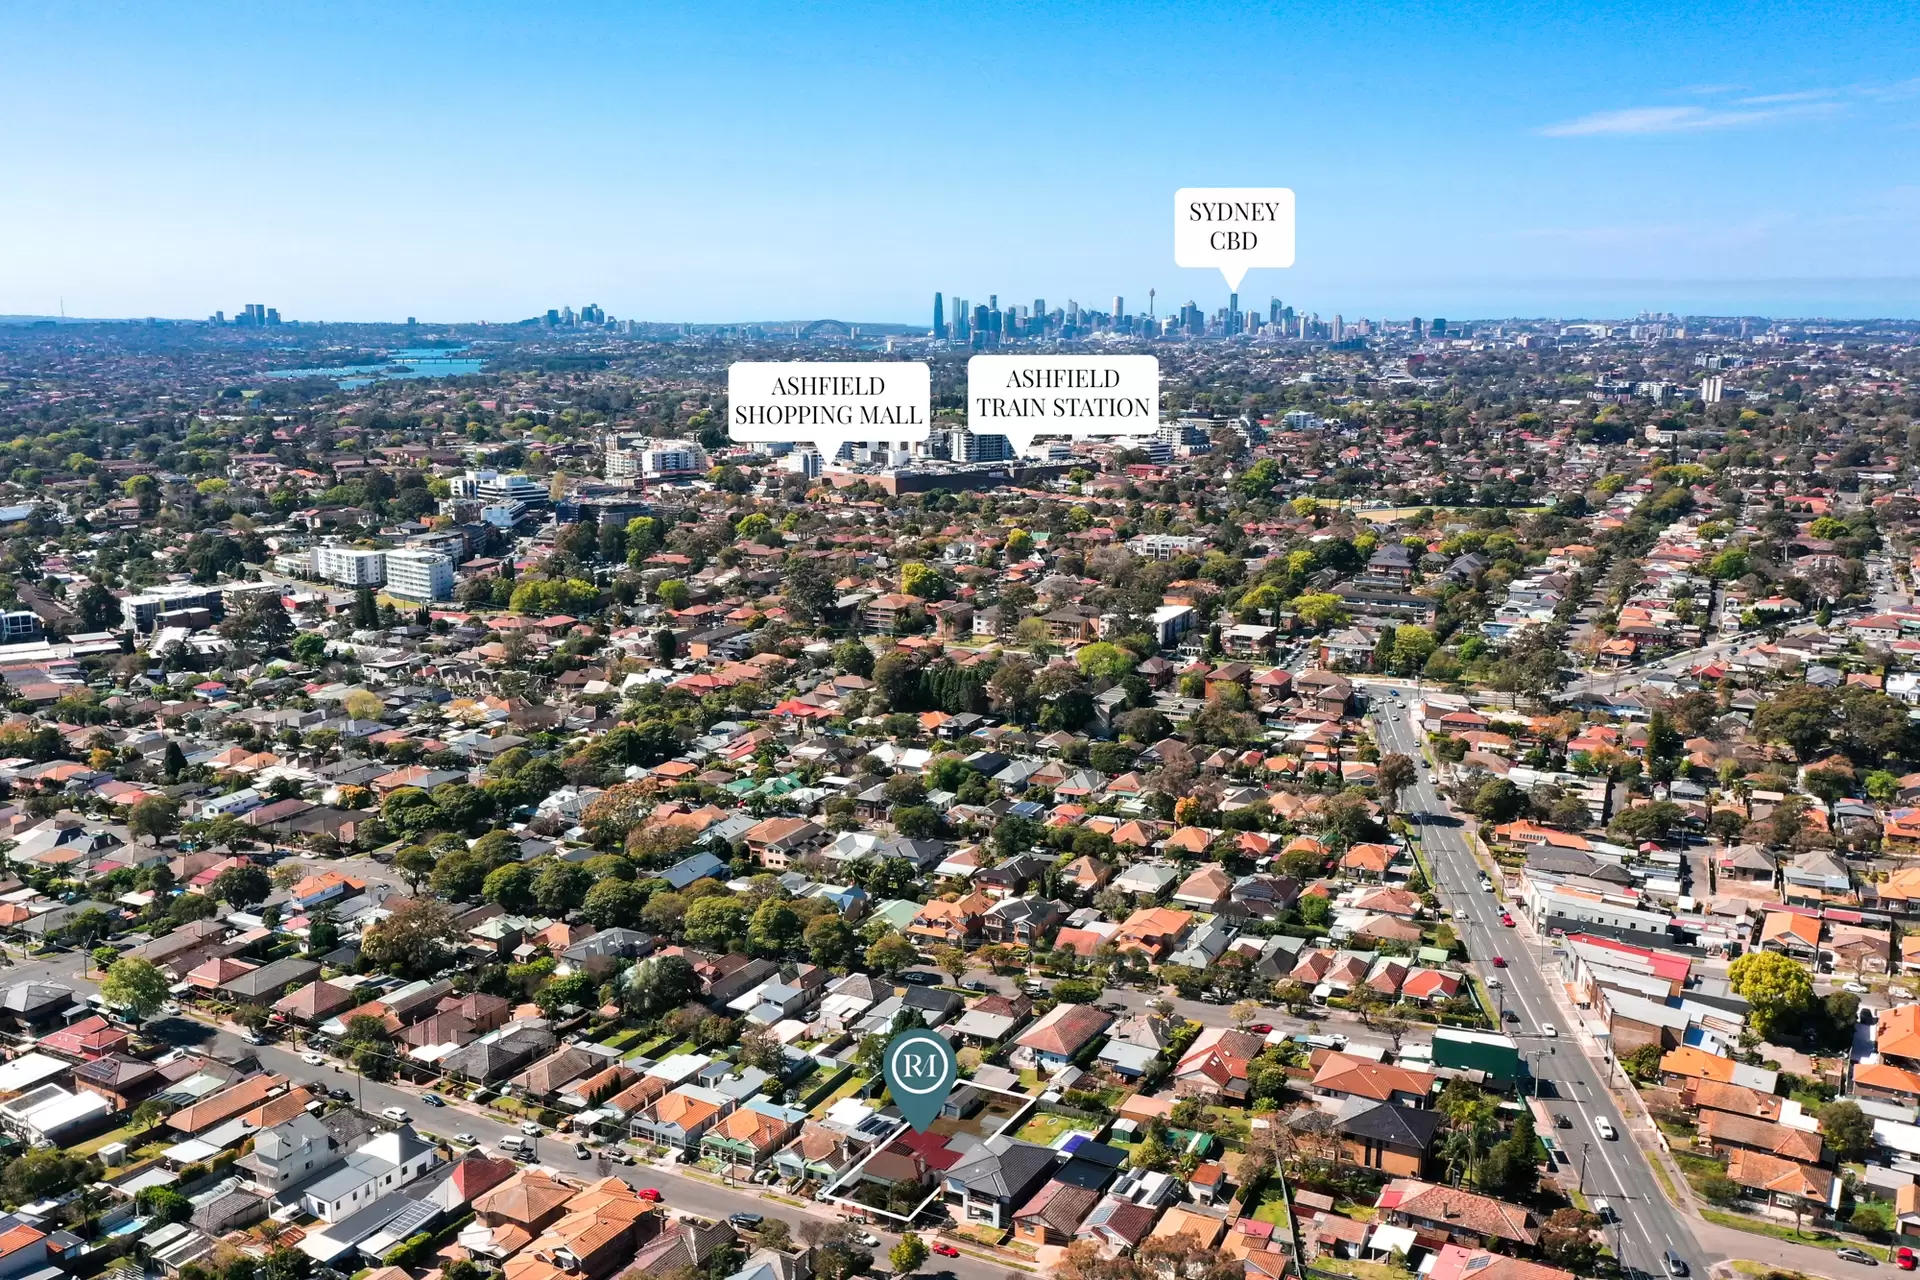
[1270,298,1282,324]
[933,293,945,340]
[1332,315,1344,342]
[1113,296,1124,322]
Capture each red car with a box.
[637,1188,661,1202]
[1897,1247,1916,1270]
[1248,1024,1273,1035]
[1500,913,1516,927]
[933,1245,961,1258]
[1491,956,1507,968]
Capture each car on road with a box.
[1542,1023,1558,1038]
[422,1092,446,1106]
[1594,1117,1617,1140]
[855,1232,881,1248]
[637,1187,661,1202]
[1893,1246,1915,1269]
[1591,1198,1612,1222]
[381,1106,409,1121]
[1846,982,1870,995]
[329,1087,352,1101]
[933,1245,960,1258]
[301,1052,325,1065]
[244,1031,269,1045]
[1554,1113,1571,1129]
[1479,876,1493,892]
[900,972,940,986]
[520,1121,543,1135]
[1663,1249,1688,1276]
[1490,955,1506,967]
[574,1143,591,1159]
[606,1148,636,1165]
[729,1213,764,1231]
[1099,1003,1128,1014]
[1502,1009,1519,1022]
[454,1132,477,1145]
[1837,1248,1878,1266]
[1500,913,1515,927]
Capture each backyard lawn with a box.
[810,1073,871,1117]
[1249,1183,1292,1227]
[1015,1112,1090,1148]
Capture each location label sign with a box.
[883,1027,958,1133]
[967,354,1159,458]
[1174,187,1295,291]
[728,361,930,464]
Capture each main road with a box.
[1369,687,1705,1280]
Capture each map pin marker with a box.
[882,1027,958,1133]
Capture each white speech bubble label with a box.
[728,361,931,464]
[1174,187,1295,292]
[967,355,1159,458]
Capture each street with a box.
[1368,687,1706,1279]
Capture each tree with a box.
[866,932,918,977]
[656,579,691,610]
[889,1234,929,1279]
[210,864,270,909]
[1075,642,1136,681]
[581,878,646,929]
[1470,778,1526,824]
[306,908,339,958]
[684,896,750,950]
[431,849,489,901]
[1606,801,1687,845]
[482,863,537,914]
[929,944,971,986]
[1753,685,1836,761]
[1376,753,1416,817]
[1537,1207,1602,1270]
[747,899,803,957]
[358,899,458,978]
[98,956,168,1023]
[394,845,437,896]
[1819,1099,1874,1161]
[533,859,592,917]
[626,954,699,1016]
[900,562,939,600]
[1727,950,1814,1039]
[128,796,180,844]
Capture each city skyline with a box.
[1,2,1916,321]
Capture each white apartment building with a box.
[314,545,386,588]
[384,548,454,602]
[606,430,711,479]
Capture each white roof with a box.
[0,1052,71,1093]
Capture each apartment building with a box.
[385,548,454,602]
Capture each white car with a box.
[520,1121,543,1136]
[1542,1023,1558,1038]
[1594,1117,1617,1140]
[382,1106,409,1121]
[454,1132,478,1145]
[1844,982,1869,995]
[1592,1198,1614,1222]
[301,1052,326,1066]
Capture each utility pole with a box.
[1579,1141,1590,1193]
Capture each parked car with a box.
[1591,1198,1612,1221]
[520,1121,543,1135]
[381,1106,409,1121]
[729,1213,764,1231]
[574,1143,591,1159]
[1500,913,1515,927]
[329,1087,352,1101]
[1893,1246,1915,1270]
[454,1132,478,1145]
[637,1187,662,1201]
[1837,1248,1878,1266]
[1554,1113,1571,1129]
[1248,1024,1273,1035]
[607,1148,636,1165]
[855,1232,881,1247]
[933,1245,960,1258]
[422,1093,446,1107]
[301,1052,326,1066]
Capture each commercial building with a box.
[605,434,709,480]
[383,549,454,603]
[449,470,548,506]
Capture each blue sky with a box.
[1,1,1916,323]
